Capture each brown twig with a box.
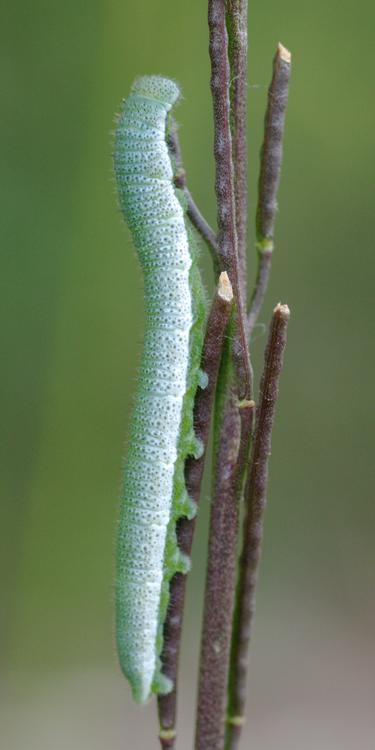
[247,44,291,337]
[207,0,252,402]
[247,248,273,338]
[226,0,249,304]
[194,4,254,747]
[195,378,254,750]
[158,273,233,750]
[195,376,240,750]
[168,121,220,272]
[225,303,290,750]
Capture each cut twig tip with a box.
[277,43,291,64]
[218,271,234,303]
[238,399,255,410]
[248,40,291,340]
[273,302,291,320]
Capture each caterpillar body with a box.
[114,76,206,703]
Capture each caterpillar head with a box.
[131,75,180,110]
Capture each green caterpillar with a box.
[114,75,206,703]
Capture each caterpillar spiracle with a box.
[114,76,207,703]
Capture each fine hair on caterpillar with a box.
[114,75,206,703]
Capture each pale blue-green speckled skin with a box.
[114,76,206,703]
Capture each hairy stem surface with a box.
[226,303,290,750]
[195,3,253,748]
[158,274,233,749]
[207,0,252,402]
[196,340,254,750]
[248,44,291,337]
[226,0,248,304]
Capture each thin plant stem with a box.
[247,44,291,337]
[195,359,254,750]
[157,273,234,750]
[207,0,252,402]
[168,121,220,273]
[247,249,272,337]
[225,303,290,750]
[226,0,249,304]
[195,3,253,747]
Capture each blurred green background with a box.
[1,1,374,748]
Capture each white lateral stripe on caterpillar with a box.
[114,76,205,703]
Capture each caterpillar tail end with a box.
[129,670,172,704]
[129,673,153,705]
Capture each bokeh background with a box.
[1,1,374,748]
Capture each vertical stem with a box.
[196,363,254,750]
[226,0,249,304]
[226,303,290,750]
[207,0,252,402]
[247,44,291,337]
[195,366,239,750]
[256,44,291,246]
[195,3,253,748]
[158,274,233,750]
